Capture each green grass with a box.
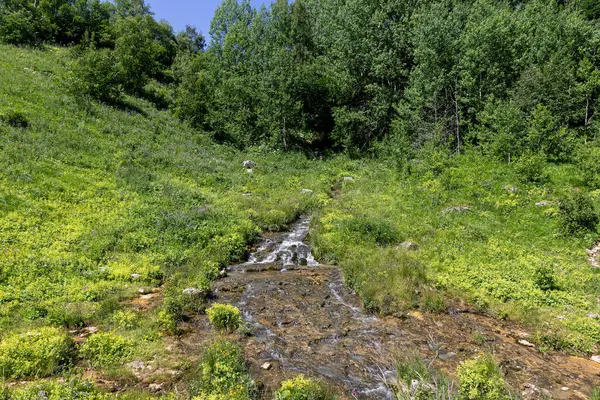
[0,44,339,392]
[312,151,600,352]
[2,43,600,396]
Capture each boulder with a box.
[182,288,206,297]
[242,160,256,169]
[397,241,419,251]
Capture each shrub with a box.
[68,48,123,104]
[557,191,599,236]
[79,332,133,368]
[514,152,547,183]
[534,265,558,291]
[1,110,28,128]
[190,341,255,400]
[206,303,242,332]
[457,354,507,400]
[0,327,74,378]
[575,142,600,189]
[274,375,334,400]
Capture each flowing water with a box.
[205,216,600,399]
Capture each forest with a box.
[1,0,600,399]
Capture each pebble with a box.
[261,362,272,370]
[518,339,535,348]
[591,355,600,363]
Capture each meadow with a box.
[1,43,600,398]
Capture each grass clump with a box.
[206,303,242,332]
[0,327,74,378]
[0,109,28,128]
[558,191,599,236]
[79,332,133,368]
[190,341,256,400]
[395,353,455,400]
[457,354,507,400]
[274,375,335,400]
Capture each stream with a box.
[206,216,600,400]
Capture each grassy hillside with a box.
[0,44,343,397]
[1,44,600,398]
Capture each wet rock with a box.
[397,241,419,251]
[138,288,146,294]
[261,362,272,370]
[522,383,552,399]
[242,160,256,169]
[441,205,471,215]
[518,339,535,348]
[182,288,206,297]
[591,355,600,364]
[219,269,228,278]
[300,189,313,195]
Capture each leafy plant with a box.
[534,265,558,292]
[190,341,255,400]
[69,47,123,104]
[274,374,335,400]
[79,332,133,368]
[457,354,507,400]
[206,303,242,332]
[0,327,74,378]
[514,152,547,184]
[557,191,599,236]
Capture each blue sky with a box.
[146,0,266,38]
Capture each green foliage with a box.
[341,216,400,246]
[0,109,28,128]
[206,303,242,332]
[558,191,599,236]
[575,141,600,189]
[79,332,133,368]
[534,265,558,292]
[190,340,255,400]
[0,378,110,400]
[0,327,74,378]
[513,152,547,184]
[457,354,507,400]
[274,375,334,400]
[69,47,123,104]
[395,353,455,399]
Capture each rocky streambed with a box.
[181,217,600,399]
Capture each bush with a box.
[68,48,123,104]
[534,265,558,291]
[575,142,600,189]
[558,191,599,236]
[79,332,133,368]
[190,341,255,400]
[0,327,74,378]
[206,303,242,332]
[514,152,547,183]
[1,109,28,128]
[274,375,334,400]
[457,354,507,400]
